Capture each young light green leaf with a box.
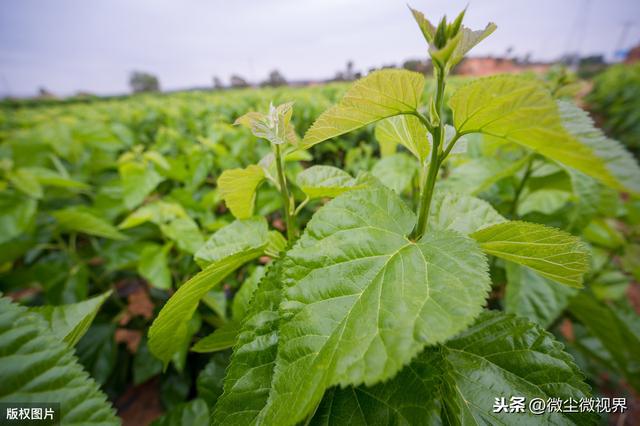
[296,165,359,199]
[558,100,640,194]
[29,291,112,346]
[0,192,36,244]
[518,189,571,216]
[217,165,265,219]
[194,217,269,268]
[302,69,425,148]
[374,115,430,162]
[191,320,240,353]
[0,297,119,425]
[471,221,589,287]
[505,264,577,328]
[260,185,490,424]
[52,208,127,240]
[450,75,620,189]
[138,243,172,290]
[312,311,595,425]
[371,153,419,194]
[428,191,506,235]
[150,219,270,366]
[235,102,298,146]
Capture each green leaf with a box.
[8,168,43,198]
[119,200,188,229]
[505,264,577,328]
[151,398,209,426]
[428,191,506,235]
[52,208,127,240]
[217,165,265,219]
[371,153,419,194]
[149,220,269,366]
[197,354,229,407]
[133,337,163,385]
[518,189,571,216]
[442,155,531,195]
[375,115,430,162]
[471,221,589,288]
[558,100,640,194]
[29,291,111,346]
[235,102,298,146]
[0,297,119,425]
[569,292,640,391]
[194,217,269,268]
[313,311,594,425]
[450,75,621,189]
[138,243,172,290]
[212,261,284,425]
[159,217,204,254]
[231,266,266,321]
[23,167,90,190]
[192,321,240,353]
[259,186,490,424]
[0,192,36,245]
[302,69,425,148]
[119,160,164,209]
[296,166,359,199]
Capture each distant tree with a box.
[402,59,432,75]
[213,76,225,90]
[129,71,160,93]
[261,70,287,87]
[230,74,250,88]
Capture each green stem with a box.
[412,69,446,240]
[274,144,295,242]
[509,157,534,218]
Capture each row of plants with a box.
[1,6,639,425]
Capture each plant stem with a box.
[412,69,446,240]
[509,157,534,218]
[274,144,295,242]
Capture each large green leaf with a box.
[302,69,425,148]
[149,219,270,366]
[159,217,204,254]
[312,311,594,425]
[52,208,127,240]
[260,185,490,424]
[0,297,118,425]
[442,155,531,195]
[569,292,640,391]
[449,75,620,189]
[29,291,111,346]
[212,261,285,425]
[375,115,430,162]
[558,100,640,194]
[505,264,577,328]
[296,166,359,199]
[371,153,418,194]
[0,192,36,245]
[471,221,589,288]
[217,165,265,219]
[428,191,506,235]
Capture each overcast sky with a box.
[1,0,639,97]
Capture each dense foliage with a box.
[1,6,639,426]
[587,63,640,156]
